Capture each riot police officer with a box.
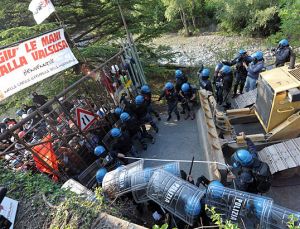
[179,83,197,120]
[94,145,122,171]
[274,39,292,67]
[120,112,149,150]
[134,95,159,133]
[231,146,272,194]
[141,85,161,121]
[244,51,264,92]
[174,69,188,114]
[158,82,180,121]
[222,50,252,97]
[96,167,108,185]
[216,65,233,106]
[199,68,213,93]
[110,128,138,163]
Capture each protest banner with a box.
[0,28,78,101]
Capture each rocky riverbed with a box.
[152,33,276,67]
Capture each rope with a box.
[123,156,231,169]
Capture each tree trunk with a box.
[192,16,196,30]
[179,8,190,36]
[191,0,197,30]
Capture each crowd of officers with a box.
[90,40,291,227]
[198,38,292,107]
[93,40,291,191]
[94,69,199,181]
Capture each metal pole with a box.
[129,33,147,84]
[117,1,131,41]
[123,42,141,86]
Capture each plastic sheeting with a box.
[147,169,206,226]
[131,162,180,203]
[102,159,144,199]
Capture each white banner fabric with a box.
[0,28,78,101]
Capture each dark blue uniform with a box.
[275,46,291,67]
[223,55,252,96]
[159,88,180,120]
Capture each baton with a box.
[188,156,194,176]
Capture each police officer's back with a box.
[199,68,213,93]
[174,69,188,93]
[274,39,292,67]
[120,113,141,137]
[110,128,133,155]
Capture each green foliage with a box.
[287,215,300,229]
[216,0,280,37]
[270,0,300,46]
[0,24,58,47]
[205,205,240,229]
[0,161,123,228]
[152,223,170,229]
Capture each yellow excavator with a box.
[199,60,300,181]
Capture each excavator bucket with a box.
[197,89,227,182]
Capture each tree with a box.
[161,0,191,36]
[277,0,300,45]
[216,0,281,37]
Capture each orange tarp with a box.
[32,134,59,181]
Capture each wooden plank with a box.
[276,142,297,168]
[266,145,286,172]
[286,138,300,166]
[258,138,300,174]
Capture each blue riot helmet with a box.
[220,65,232,74]
[215,63,223,72]
[110,128,122,138]
[251,51,263,61]
[232,149,254,168]
[94,145,106,157]
[135,95,144,105]
[201,68,210,79]
[16,109,24,117]
[239,49,247,55]
[175,69,183,78]
[185,197,201,216]
[114,107,123,116]
[165,82,174,90]
[208,180,224,199]
[141,85,151,94]
[246,196,266,218]
[181,83,190,93]
[96,168,108,184]
[120,112,130,122]
[279,39,289,47]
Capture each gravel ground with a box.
[151,33,275,67]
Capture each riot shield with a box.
[147,169,206,226]
[131,162,180,203]
[102,159,144,199]
[266,204,300,228]
[206,185,273,228]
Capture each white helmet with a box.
[111,65,119,74]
